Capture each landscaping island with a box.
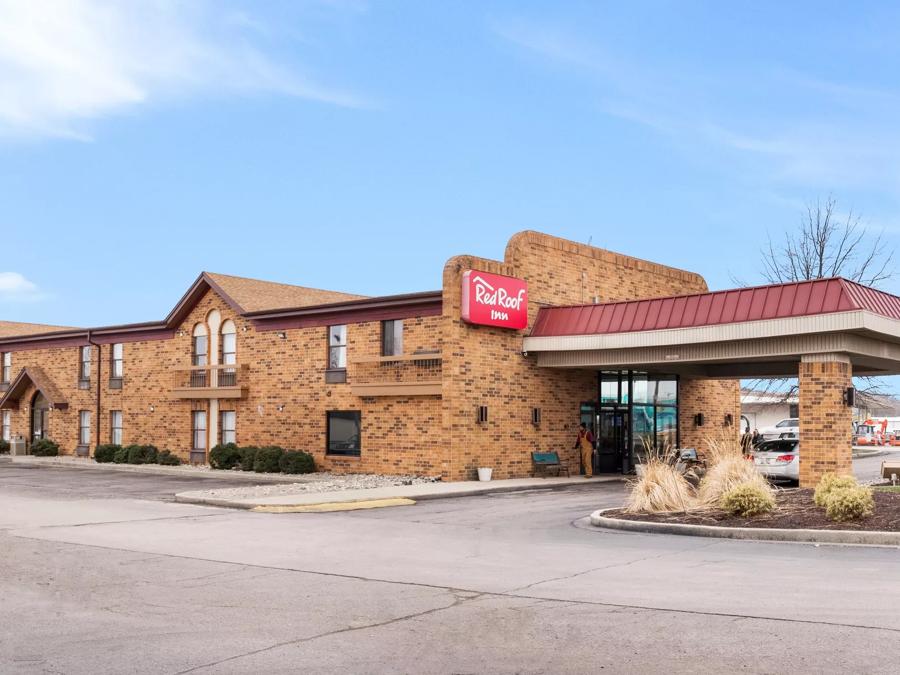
[605,487,900,532]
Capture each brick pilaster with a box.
[798,353,852,487]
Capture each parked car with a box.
[758,418,799,442]
[752,439,799,482]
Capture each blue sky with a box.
[3,1,900,329]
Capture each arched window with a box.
[220,320,237,386]
[192,324,208,366]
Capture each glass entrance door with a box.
[597,408,628,473]
[31,392,49,443]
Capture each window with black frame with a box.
[327,410,360,456]
[381,319,403,357]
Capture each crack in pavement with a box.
[9,531,900,637]
[173,589,486,674]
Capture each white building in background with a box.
[741,388,900,434]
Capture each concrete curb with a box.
[852,449,889,459]
[176,477,624,511]
[589,508,900,547]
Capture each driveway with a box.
[1,464,899,674]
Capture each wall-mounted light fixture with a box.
[844,386,856,407]
[149,405,155,413]
[693,413,704,427]
[277,332,287,340]
[176,329,186,337]
[276,404,285,412]
[476,405,488,424]
[724,413,733,427]
[531,407,541,426]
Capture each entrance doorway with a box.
[31,392,49,443]
[597,407,629,473]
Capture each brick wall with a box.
[678,378,742,455]
[798,354,853,487]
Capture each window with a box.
[789,404,800,419]
[110,410,123,446]
[327,411,360,456]
[110,343,124,379]
[328,325,347,369]
[381,319,403,356]
[220,410,236,445]
[1,352,10,383]
[1,410,10,441]
[78,410,91,446]
[192,411,207,450]
[191,324,208,366]
[220,320,237,387]
[79,346,91,381]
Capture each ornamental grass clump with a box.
[625,441,695,514]
[697,436,773,507]
[720,482,776,517]
[813,473,859,507]
[824,485,875,522]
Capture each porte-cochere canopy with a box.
[525,277,900,378]
[0,366,68,411]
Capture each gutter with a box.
[86,330,101,458]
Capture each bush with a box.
[253,446,285,473]
[126,444,159,465]
[698,455,771,506]
[721,482,776,516]
[113,447,129,463]
[625,459,695,513]
[0,439,10,454]
[279,450,316,474]
[156,449,181,466]
[814,473,859,507]
[824,485,875,522]
[209,443,242,470]
[94,444,121,463]
[30,438,60,456]
[238,446,259,471]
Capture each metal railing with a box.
[352,352,442,386]
[174,364,247,391]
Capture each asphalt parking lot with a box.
[1,462,899,674]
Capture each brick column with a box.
[798,353,852,487]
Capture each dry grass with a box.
[697,434,773,506]
[625,437,696,514]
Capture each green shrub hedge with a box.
[157,449,181,466]
[126,444,158,464]
[209,443,241,470]
[238,446,259,471]
[280,450,315,474]
[720,482,775,517]
[253,446,284,473]
[31,438,60,456]
[0,439,10,454]
[113,447,129,463]
[94,444,120,463]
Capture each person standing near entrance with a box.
[575,422,595,477]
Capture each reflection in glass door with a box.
[598,408,628,473]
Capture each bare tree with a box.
[746,196,895,405]
[761,195,893,287]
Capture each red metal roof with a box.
[530,278,900,337]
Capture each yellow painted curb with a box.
[251,497,416,513]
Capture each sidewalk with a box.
[175,475,623,511]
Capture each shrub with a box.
[156,449,181,466]
[127,444,159,465]
[825,485,874,522]
[113,447,129,463]
[814,473,859,507]
[238,446,259,471]
[253,446,285,473]
[698,455,771,506]
[209,443,242,470]
[721,482,776,517]
[625,458,695,513]
[94,444,121,463]
[279,450,316,474]
[0,439,10,454]
[30,438,60,457]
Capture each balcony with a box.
[351,353,442,397]
[171,364,249,399]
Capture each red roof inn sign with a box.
[461,271,528,329]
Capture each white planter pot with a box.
[477,467,493,482]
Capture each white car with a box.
[753,439,799,482]
[758,418,799,442]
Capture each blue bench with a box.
[532,451,569,477]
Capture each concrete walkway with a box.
[175,475,623,510]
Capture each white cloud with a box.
[0,272,46,302]
[0,0,365,140]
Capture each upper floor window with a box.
[110,343,124,379]
[221,320,237,365]
[382,320,403,357]
[328,325,347,370]
[79,346,91,381]
[1,352,10,383]
[192,324,208,366]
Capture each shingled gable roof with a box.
[0,321,80,338]
[530,277,900,337]
[0,366,68,410]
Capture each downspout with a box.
[87,330,101,457]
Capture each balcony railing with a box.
[172,364,248,399]
[351,353,442,396]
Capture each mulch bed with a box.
[606,488,900,531]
